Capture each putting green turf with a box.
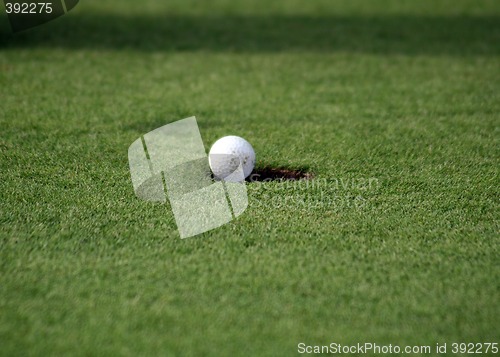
[1,0,499,355]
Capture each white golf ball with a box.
[209,136,255,180]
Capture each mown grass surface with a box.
[0,0,499,355]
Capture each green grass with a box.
[1,0,499,355]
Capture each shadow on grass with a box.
[1,14,499,55]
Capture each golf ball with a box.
[209,136,255,180]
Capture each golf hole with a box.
[246,167,314,182]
